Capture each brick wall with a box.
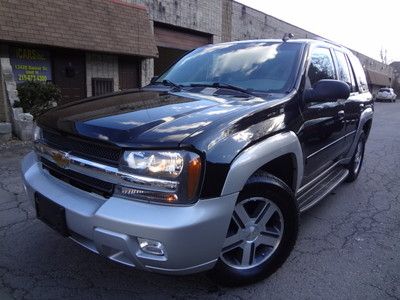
[123,0,223,38]
[230,2,393,82]
[125,0,393,88]
[354,51,393,75]
[0,0,157,57]
[86,53,119,97]
[124,0,225,85]
[221,0,233,42]
[231,3,318,42]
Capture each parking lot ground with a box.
[0,102,399,299]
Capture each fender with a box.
[345,106,373,162]
[221,131,303,196]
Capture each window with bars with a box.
[92,78,114,96]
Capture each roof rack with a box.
[313,36,344,48]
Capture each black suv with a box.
[22,39,373,285]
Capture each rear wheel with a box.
[209,173,298,286]
[346,132,366,182]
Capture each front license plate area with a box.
[35,193,69,236]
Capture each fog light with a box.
[138,238,165,256]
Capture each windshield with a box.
[379,88,391,92]
[157,41,303,94]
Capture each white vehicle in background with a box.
[375,88,397,102]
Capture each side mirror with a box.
[304,79,350,102]
[150,76,159,83]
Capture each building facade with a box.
[0,0,394,138]
[389,61,400,96]
[125,0,393,95]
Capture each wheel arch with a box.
[256,153,297,192]
[346,107,373,161]
[221,131,303,196]
[363,118,373,138]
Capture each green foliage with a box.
[16,81,62,119]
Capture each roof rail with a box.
[313,36,344,48]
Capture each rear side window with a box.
[334,51,351,83]
[308,47,335,86]
[334,50,357,92]
[348,54,369,93]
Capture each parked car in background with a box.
[376,88,397,102]
[22,38,373,285]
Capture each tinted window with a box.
[334,50,357,92]
[158,42,303,93]
[348,54,369,92]
[308,47,335,86]
[334,51,351,83]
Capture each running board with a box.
[297,167,349,213]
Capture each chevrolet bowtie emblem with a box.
[52,151,70,169]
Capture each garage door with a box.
[154,23,212,51]
[153,23,212,76]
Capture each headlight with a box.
[33,125,42,141]
[116,150,202,205]
[123,151,184,178]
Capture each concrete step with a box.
[0,122,11,142]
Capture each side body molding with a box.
[221,131,304,196]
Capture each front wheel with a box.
[346,132,366,182]
[209,173,298,286]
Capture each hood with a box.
[37,90,269,148]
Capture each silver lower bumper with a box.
[22,151,238,275]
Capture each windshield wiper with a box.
[189,82,255,97]
[161,79,182,90]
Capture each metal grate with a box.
[41,158,114,198]
[92,78,114,96]
[42,130,121,165]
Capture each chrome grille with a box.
[41,158,114,198]
[42,130,121,165]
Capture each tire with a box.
[209,173,299,286]
[345,132,366,182]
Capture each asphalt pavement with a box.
[0,101,399,299]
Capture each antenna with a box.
[282,33,294,42]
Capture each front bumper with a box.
[376,95,394,100]
[22,151,237,274]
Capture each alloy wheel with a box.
[354,140,364,175]
[220,197,284,270]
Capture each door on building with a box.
[118,56,140,90]
[53,50,86,103]
[153,23,212,76]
